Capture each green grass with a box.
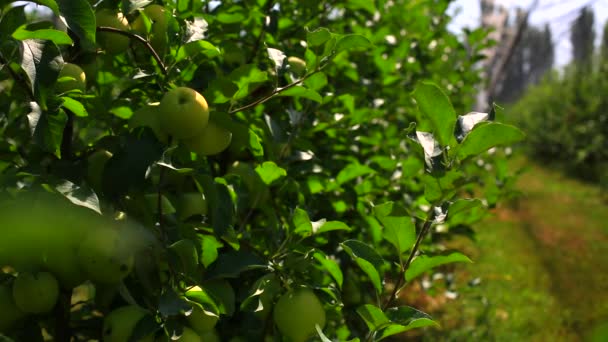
[422,158,608,341]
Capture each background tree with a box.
[570,6,595,71]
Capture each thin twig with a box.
[229,70,319,114]
[96,26,167,76]
[381,214,434,311]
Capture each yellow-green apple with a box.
[96,9,130,54]
[103,305,154,342]
[132,4,168,55]
[158,87,209,139]
[56,63,86,94]
[183,121,232,156]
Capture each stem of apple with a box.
[228,70,321,114]
[95,27,168,76]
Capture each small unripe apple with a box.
[103,305,154,342]
[177,192,207,219]
[96,9,130,54]
[287,56,307,76]
[273,288,326,342]
[183,121,232,156]
[132,4,168,55]
[56,63,86,94]
[87,149,112,193]
[12,272,59,314]
[158,87,209,139]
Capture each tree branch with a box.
[229,70,319,114]
[381,212,435,311]
[96,26,167,76]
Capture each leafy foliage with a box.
[0,0,522,341]
[510,67,607,186]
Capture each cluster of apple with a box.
[95,4,168,56]
[102,302,220,342]
[0,192,153,333]
[130,86,233,157]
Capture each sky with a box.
[447,0,608,67]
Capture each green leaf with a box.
[205,251,267,279]
[0,5,27,35]
[422,170,464,203]
[356,304,390,331]
[278,86,323,103]
[335,34,373,54]
[314,221,351,234]
[199,176,235,236]
[185,288,220,317]
[254,161,286,185]
[306,28,332,47]
[229,64,269,100]
[19,39,63,107]
[447,199,487,226]
[159,289,191,317]
[457,122,525,160]
[12,27,73,45]
[60,97,88,117]
[312,250,343,288]
[177,40,220,62]
[406,252,472,281]
[412,82,457,147]
[27,104,67,158]
[341,240,385,294]
[336,163,375,185]
[199,235,223,268]
[346,0,377,14]
[292,207,313,236]
[373,202,416,255]
[377,306,438,340]
[55,180,101,214]
[202,279,236,316]
[168,239,199,277]
[57,0,96,50]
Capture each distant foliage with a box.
[510,67,608,184]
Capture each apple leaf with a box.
[406,252,472,281]
[412,82,457,148]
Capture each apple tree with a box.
[0,0,524,341]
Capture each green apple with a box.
[78,227,135,284]
[132,4,168,55]
[183,121,232,156]
[103,305,154,342]
[273,288,326,342]
[158,87,210,139]
[56,63,86,94]
[187,303,218,334]
[287,56,307,76]
[129,104,169,142]
[87,149,112,193]
[96,9,130,54]
[12,272,59,314]
[0,283,24,332]
[177,192,208,219]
